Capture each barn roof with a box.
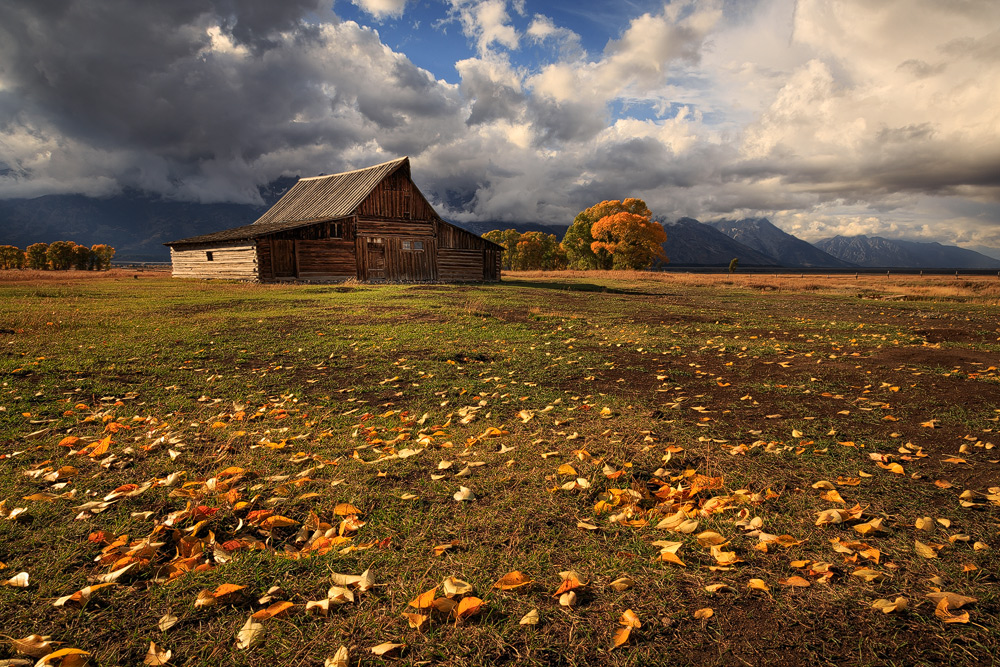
[254,156,409,225]
[165,217,348,246]
[165,157,409,246]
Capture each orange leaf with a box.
[455,596,483,622]
[334,503,361,516]
[251,601,294,620]
[493,571,533,590]
[408,586,438,609]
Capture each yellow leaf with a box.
[334,503,361,516]
[872,597,908,614]
[915,540,938,559]
[441,576,474,597]
[694,607,714,619]
[402,612,428,629]
[609,576,633,591]
[915,517,933,531]
[748,579,771,593]
[558,590,577,607]
[612,625,632,649]
[408,586,438,609]
[4,571,29,587]
[821,489,846,504]
[325,645,349,667]
[619,608,641,628]
[934,598,970,624]
[696,530,727,547]
[519,608,540,625]
[370,642,405,656]
[34,648,90,667]
[494,571,533,590]
[556,463,578,476]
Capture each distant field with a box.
[1,270,998,666]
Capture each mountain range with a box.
[1,187,999,269]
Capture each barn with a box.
[165,157,501,283]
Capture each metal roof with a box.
[253,156,409,225]
[165,217,346,246]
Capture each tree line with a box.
[484,198,667,271]
[0,242,116,270]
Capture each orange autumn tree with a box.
[587,198,667,269]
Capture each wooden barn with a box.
[165,157,501,283]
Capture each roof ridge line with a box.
[298,156,408,182]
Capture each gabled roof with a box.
[165,156,409,246]
[254,156,409,225]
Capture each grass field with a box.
[1,269,998,666]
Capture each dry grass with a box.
[507,269,1000,303]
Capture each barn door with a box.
[272,240,296,278]
[366,238,385,280]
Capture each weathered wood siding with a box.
[356,168,436,221]
[297,240,357,278]
[436,220,501,281]
[170,242,259,280]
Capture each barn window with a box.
[402,240,411,250]
[329,222,343,238]
[413,241,424,251]
[206,251,214,261]
[401,240,424,252]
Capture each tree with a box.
[73,244,94,270]
[0,245,25,269]
[91,244,116,270]
[25,243,49,269]
[566,198,666,270]
[47,241,77,270]
[728,258,739,274]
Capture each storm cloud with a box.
[1,0,999,249]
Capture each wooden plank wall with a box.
[170,242,259,280]
[356,169,436,220]
[297,240,357,278]
[438,248,485,281]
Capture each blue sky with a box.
[1,0,999,250]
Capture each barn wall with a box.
[170,242,259,280]
[297,239,357,279]
[438,248,486,281]
[356,169,436,221]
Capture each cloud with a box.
[447,0,520,55]
[351,0,408,20]
[0,0,998,250]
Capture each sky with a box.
[1,0,999,250]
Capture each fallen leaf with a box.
[453,486,475,502]
[779,576,811,587]
[143,641,172,666]
[4,571,29,587]
[519,608,540,625]
[934,598,970,624]
[925,592,977,609]
[34,648,90,667]
[694,607,714,619]
[494,571,533,590]
[455,596,483,622]
[408,586,438,609]
[11,635,57,658]
[157,611,179,632]
[442,576,474,597]
[325,645,349,667]
[558,590,577,607]
[370,642,405,657]
[872,597,908,614]
[236,616,263,650]
[915,540,939,559]
[402,612,428,629]
[608,576,633,592]
[251,601,294,620]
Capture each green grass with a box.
[1,270,999,666]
